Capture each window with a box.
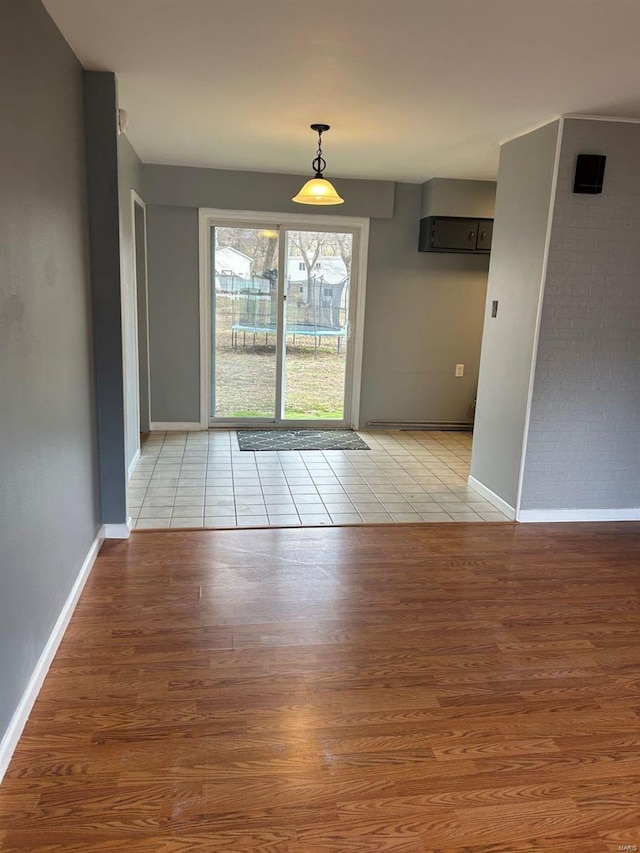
[298,262,305,271]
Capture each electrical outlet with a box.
[455,364,464,377]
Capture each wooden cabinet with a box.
[419,216,493,254]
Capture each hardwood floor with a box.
[2,522,640,851]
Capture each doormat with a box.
[236,429,370,452]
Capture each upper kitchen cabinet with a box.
[418,179,496,254]
[419,216,493,253]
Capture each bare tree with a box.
[288,231,326,321]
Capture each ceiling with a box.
[44,0,640,183]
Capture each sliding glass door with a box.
[212,226,279,419]
[283,230,352,420]
[209,219,358,427]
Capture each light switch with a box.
[455,364,464,377]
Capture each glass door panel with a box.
[211,226,279,419]
[283,230,353,421]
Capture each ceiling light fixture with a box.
[292,124,344,205]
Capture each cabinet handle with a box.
[480,230,487,241]
[468,230,475,242]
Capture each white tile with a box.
[329,513,363,524]
[294,494,326,505]
[409,500,437,511]
[128,487,149,498]
[381,501,411,511]
[322,501,356,514]
[203,504,236,517]
[264,494,296,506]
[433,500,469,511]
[138,506,172,519]
[299,513,332,525]
[389,512,422,522]
[479,512,510,521]
[141,496,175,508]
[288,485,319,495]
[172,505,205,517]
[135,518,170,529]
[236,515,269,526]
[170,517,204,528]
[261,485,290,495]
[315,484,346,494]
[351,496,381,507]
[429,492,460,502]
[235,502,265,513]
[419,511,452,522]
[360,512,393,523]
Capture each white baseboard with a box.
[0,529,104,783]
[468,476,517,520]
[149,422,203,432]
[518,507,640,523]
[127,448,140,480]
[103,517,133,540]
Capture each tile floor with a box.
[129,429,510,529]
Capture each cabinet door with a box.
[476,219,493,251]
[431,218,477,251]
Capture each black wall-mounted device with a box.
[573,154,606,194]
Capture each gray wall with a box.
[421,178,496,219]
[470,121,560,509]
[144,164,394,218]
[144,167,490,426]
[117,134,144,470]
[0,0,99,745]
[361,182,489,425]
[83,71,127,524]
[521,118,640,510]
[146,205,200,422]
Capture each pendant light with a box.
[292,124,344,205]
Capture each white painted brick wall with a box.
[521,118,640,511]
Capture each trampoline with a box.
[231,322,346,354]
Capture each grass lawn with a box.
[214,339,347,419]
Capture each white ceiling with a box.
[44,0,640,183]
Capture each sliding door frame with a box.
[198,208,370,430]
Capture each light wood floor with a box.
[2,522,640,852]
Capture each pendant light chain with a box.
[292,123,344,205]
[312,128,327,178]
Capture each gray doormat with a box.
[236,429,370,452]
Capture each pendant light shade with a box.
[293,124,344,206]
[292,177,344,205]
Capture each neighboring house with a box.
[286,256,349,325]
[214,245,252,279]
[286,256,347,287]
